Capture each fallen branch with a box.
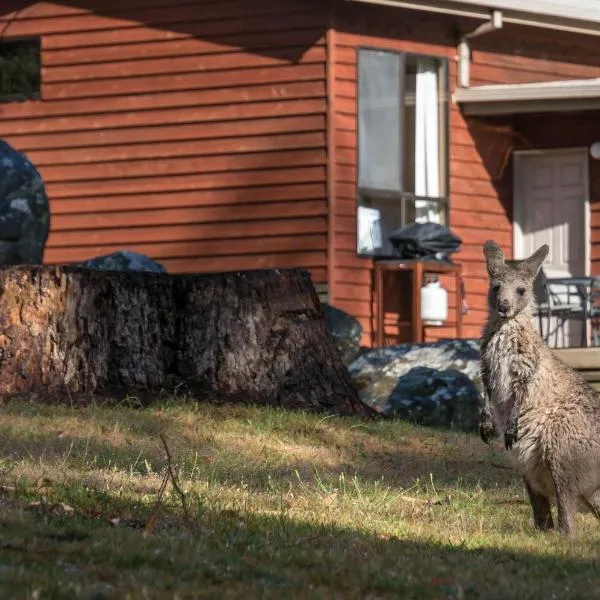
[159,433,190,521]
[144,434,189,534]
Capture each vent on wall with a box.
[314,283,329,305]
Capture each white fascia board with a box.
[448,0,600,27]
[345,0,600,36]
[453,78,600,115]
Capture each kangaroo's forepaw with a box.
[504,421,518,450]
[479,411,497,445]
[480,421,496,445]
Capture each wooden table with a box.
[374,259,463,347]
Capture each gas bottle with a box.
[421,279,448,326]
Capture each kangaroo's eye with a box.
[517,287,526,296]
[492,284,500,293]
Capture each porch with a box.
[454,76,600,350]
[553,348,600,390]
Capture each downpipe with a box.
[458,10,503,88]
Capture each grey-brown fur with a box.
[480,240,600,536]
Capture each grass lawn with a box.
[0,398,598,599]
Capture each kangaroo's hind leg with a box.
[553,477,577,536]
[583,489,600,521]
[524,478,554,531]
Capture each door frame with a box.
[513,147,590,276]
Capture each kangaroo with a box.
[479,240,600,536]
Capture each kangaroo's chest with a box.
[483,332,518,429]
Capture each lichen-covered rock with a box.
[0,140,50,265]
[349,339,482,431]
[322,303,363,365]
[381,366,479,431]
[76,251,166,274]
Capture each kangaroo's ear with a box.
[483,240,505,278]
[521,244,549,280]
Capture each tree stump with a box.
[0,266,371,418]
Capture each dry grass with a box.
[0,398,598,599]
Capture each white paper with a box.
[358,206,383,252]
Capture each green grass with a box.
[0,398,598,599]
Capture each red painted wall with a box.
[0,0,329,283]
[328,1,600,345]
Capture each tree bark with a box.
[0,266,371,418]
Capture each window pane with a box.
[358,49,404,192]
[404,56,448,201]
[403,68,416,195]
[355,49,449,256]
[414,56,441,198]
[0,39,41,101]
[414,199,445,225]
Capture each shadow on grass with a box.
[0,497,598,599]
[0,406,518,495]
[0,403,595,597]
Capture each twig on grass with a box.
[160,433,190,521]
[144,433,190,534]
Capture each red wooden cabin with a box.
[1,0,600,346]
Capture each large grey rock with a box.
[76,250,166,274]
[349,339,483,431]
[322,303,363,365]
[0,140,50,265]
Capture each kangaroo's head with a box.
[483,240,549,320]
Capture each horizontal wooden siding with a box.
[0,0,329,283]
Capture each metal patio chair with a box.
[532,269,582,347]
[547,276,600,347]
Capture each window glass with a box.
[357,48,448,256]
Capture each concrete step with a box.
[553,348,600,371]
[553,348,600,389]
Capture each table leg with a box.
[412,262,423,343]
[583,284,589,348]
[456,271,463,339]
[376,265,383,348]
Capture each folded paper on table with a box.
[358,206,383,253]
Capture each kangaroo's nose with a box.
[498,299,510,313]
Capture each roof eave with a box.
[454,85,600,116]
[344,0,600,37]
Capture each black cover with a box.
[388,222,462,261]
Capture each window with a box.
[356,48,449,256]
[0,38,41,102]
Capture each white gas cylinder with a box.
[421,280,448,326]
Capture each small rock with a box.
[109,516,145,529]
[88,592,109,600]
[322,302,364,365]
[47,529,89,542]
[55,502,74,515]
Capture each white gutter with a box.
[345,0,493,20]
[344,0,600,37]
[454,78,600,115]
[439,0,600,29]
[458,10,503,88]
